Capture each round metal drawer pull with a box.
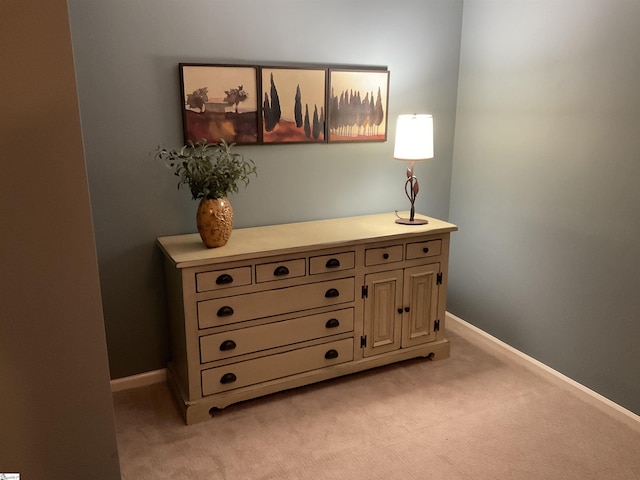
[219,340,237,351]
[216,274,233,285]
[325,288,340,298]
[383,253,389,259]
[325,258,340,268]
[325,349,339,360]
[325,318,340,329]
[217,306,234,317]
[220,373,237,384]
[273,265,290,276]
[423,247,429,253]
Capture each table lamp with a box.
[393,114,434,225]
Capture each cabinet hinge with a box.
[361,285,368,298]
[360,335,367,348]
[436,272,443,285]
[434,319,440,332]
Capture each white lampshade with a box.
[393,114,434,161]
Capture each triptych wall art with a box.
[179,63,390,146]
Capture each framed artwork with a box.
[261,67,327,144]
[179,64,259,145]
[327,69,390,143]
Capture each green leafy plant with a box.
[155,139,257,200]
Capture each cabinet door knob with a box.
[219,340,237,351]
[220,373,237,384]
[325,288,340,298]
[383,253,389,259]
[423,247,429,253]
[216,274,233,285]
[397,308,403,314]
[325,318,340,329]
[273,265,290,276]
[217,306,234,317]
[325,349,339,360]
[325,258,340,268]
[404,307,410,313]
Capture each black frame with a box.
[179,63,259,145]
[327,68,390,143]
[178,63,389,145]
[261,66,328,144]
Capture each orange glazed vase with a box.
[196,197,233,248]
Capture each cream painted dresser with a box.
[157,212,457,424]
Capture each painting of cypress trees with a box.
[327,69,389,142]
[180,64,259,145]
[177,63,388,145]
[261,67,326,143]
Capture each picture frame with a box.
[179,64,259,145]
[327,68,390,143]
[261,67,327,144]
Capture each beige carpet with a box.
[113,320,640,479]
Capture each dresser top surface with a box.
[157,212,457,269]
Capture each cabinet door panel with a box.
[402,263,439,347]
[363,270,403,357]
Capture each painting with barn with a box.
[261,67,327,144]
[327,69,389,142]
[179,64,259,145]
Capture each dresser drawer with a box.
[196,266,252,292]
[365,244,403,266]
[406,239,442,260]
[197,277,355,328]
[200,308,354,362]
[255,258,306,283]
[201,338,354,395]
[309,251,355,275]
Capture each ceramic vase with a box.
[196,197,233,248]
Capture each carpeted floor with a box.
[112,319,640,479]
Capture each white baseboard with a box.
[110,315,640,432]
[111,368,167,392]
[445,312,640,432]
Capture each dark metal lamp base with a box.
[395,217,429,225]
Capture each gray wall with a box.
[0,0,121,477]
[67,0,464,379]
[449,0,640,414]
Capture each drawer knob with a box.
[397,308,403,314]
[423,247,429,253]
[325,318,340,329]
[217,306,234,317]
[273,265,290,276]
[404,307,410,313]
[219,340,237,351]
[325,349,339,360]
[383,253,389,260]
[220,373,237,384]
[216,274,233,285]
[325,258,340,268]
[325,288,340,298]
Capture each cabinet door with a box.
[363,269,403,357]
[401,263,440,348]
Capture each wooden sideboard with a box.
[157,212,457,424]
